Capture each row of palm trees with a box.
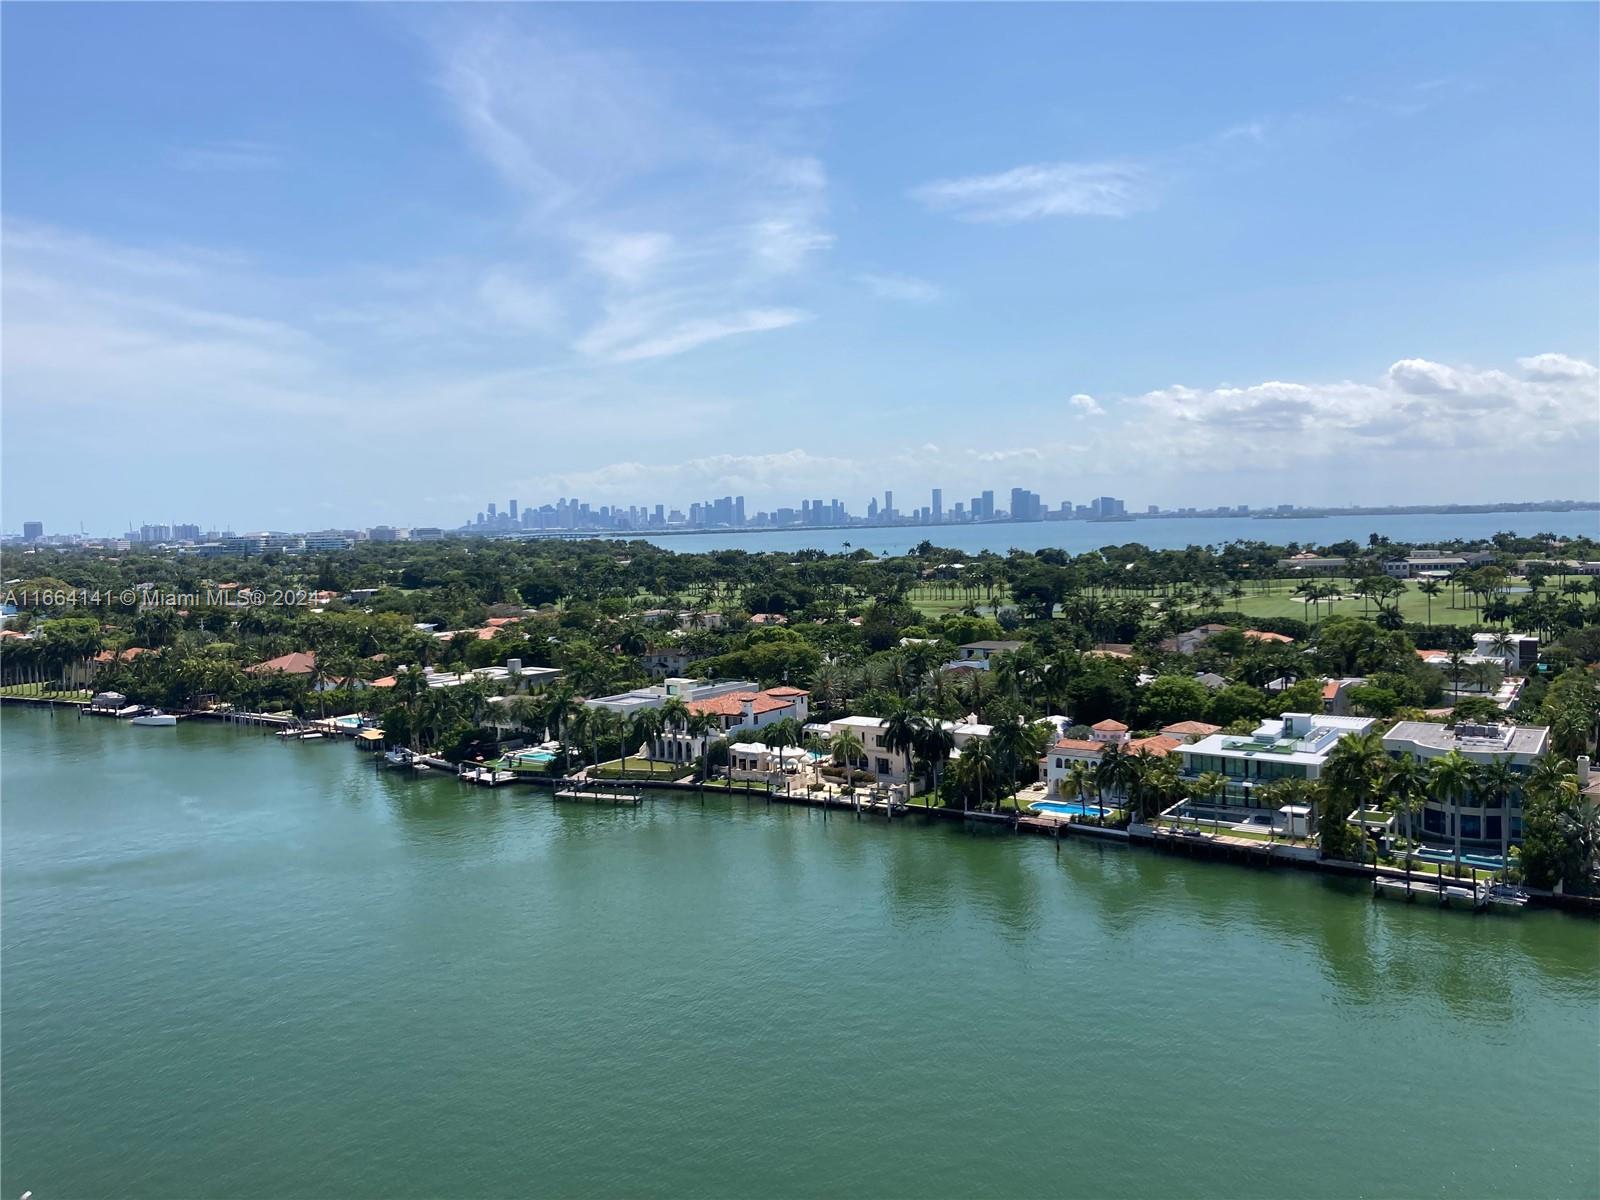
[1319,730,1598,883]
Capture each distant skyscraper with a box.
[884,490,893,517]
[487,502,497,520]
[508,499,518,522]
[932,488,943,522]
[981,490,995,519]
[22,521,42,542]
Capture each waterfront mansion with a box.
[1175,713,1377,809]
[1382,720,1552,848]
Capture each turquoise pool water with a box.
[1030,799,1114,818]
[1415,847,1507,870]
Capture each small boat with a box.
[275,726,303,738]
[297,731,325,740]
[131,710,177,727]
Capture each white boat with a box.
[275,726,302,738]
[131,710,177,727]
[297,731,325,740]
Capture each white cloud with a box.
[1129,355,1599,459]
[427,17,832,361]
[858,272,941,303]
[1068,392,1103,415]
[578,231,675,285]
[576,305,809,363]
[168,140,283,172]
[1517,352,1598,383]
[911,161,1156,223]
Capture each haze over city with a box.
[3,3,1597,533]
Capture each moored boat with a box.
[131,710,178,727]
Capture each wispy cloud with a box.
[576,306,809,363]
[911,161,1156,223]
[428,15,832,361]
[168,140,283,172]
[857,272,941,303]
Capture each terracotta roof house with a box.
[1160,720,1222,742]
[93,646,149,664]
[1043,734,1183,798]
[1244,629,1295,644]
[246,650,317,676]
[649,686,812,765]
[1091,718,1128,732]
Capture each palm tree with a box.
[1382,755,1428,878]
[1473,756,1520,877]
[954,738,997,813]
[988,719,1039,813]
[631,706,665,777]
[1428,750,1476,879]
[1193,770,1227,835]
[882,708,926,799]
[911,721,955,800]
[830,728,865,790]
[688,712,720,787]
[1417,580,1442,628]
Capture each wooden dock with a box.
[555,781,648,806]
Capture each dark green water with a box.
[3,706,1597,1200]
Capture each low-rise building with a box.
[950,640,1024,669]
[823,715,992,784]
[1043,732,1182,798]
[1177,712,1377,810]
[646,684,811,765]
[1382,720,1551,848]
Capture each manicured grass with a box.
[592,757,694,780]
[0,683,92,702]
[1188,577,1529,630]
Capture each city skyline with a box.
[3,5,1598,529]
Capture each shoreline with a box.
[10,697,1597,919]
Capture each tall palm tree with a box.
[882,708,926,798]
[1193,770,1227,835]
[830,728,865,786]
[1382,755,1428,878]
[1417,579,1442,629]
[914,721,957,797]
[1428,750,1476,878]
[954,738,997,813]
[1473,756,1520,877]
[631,706,665,776]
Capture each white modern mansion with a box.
[1175,713,1378,809]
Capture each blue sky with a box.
[4,3,1597,533]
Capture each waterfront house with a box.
[645,683,811,766]
[246,651,318,678]
[1382,720,1551,848]
[1043,733,1183,799]
[824,714,992,785]
[1176,712,1377,811]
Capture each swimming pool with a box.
[1413,847,1507,871]
[506,749,556,766]
[1030,799,1115,818]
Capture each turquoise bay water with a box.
[633,509,1600,556]
[3,706,1597,1199]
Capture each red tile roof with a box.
[1322,680,1341,700]
[247,650,317,675]
[1128,735,1182,757]
[1244,629,1295,643]
[766,686,809,697]
[370,675,397,688]
[1160,720,1220,736]
[688,690,800,718]
[1051,738,1105,754]
[1091,718,1128,731]
[93,646,148,663]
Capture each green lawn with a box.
[1190,576,1529,630]
[0,683,92,702]
[592,757,694,781]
